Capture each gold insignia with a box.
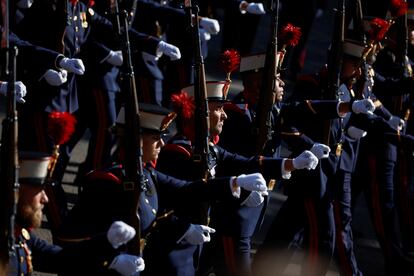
[268,179,276,190]
[21,228,30,240]
[80,12,88,28]
[160,112,177,131]
[336,143,343,157]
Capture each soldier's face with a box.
[209,102,227,136]
[275,76,285,103]
[142,132,165,162]
[17,184,48,229]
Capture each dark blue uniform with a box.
[58,162,239,276]
[8,227,119,275]
[156,135,285,276]
[132,0,188,105]
[12,0,162,236]
[351,47,414,274]
[256,73,363,276]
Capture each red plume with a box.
[389,0,408,18]
[219,49,241,75]
[171,92,196,119]
[368,18,391,41]
[279,23,302,47]
[47,112,76,146]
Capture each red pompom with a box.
[368,18,390,41]
[219,49,241,75]
[279,23,302,47]
[171,92,196,119]
[47,112,76,146]
[389,0,408,18]
[88,0,95,7]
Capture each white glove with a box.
[199,17,220,35]
[181,224,216,245]
[59,57,85,75]
[246,3,266,14]
[234,173,267,192]
[310,143,331,159]
[106,50,123,67]
[107,221,136,249]
[43,69,68,86]
[0,81,27,103]
[156,41,181,61]
[388,116,405,131]
[109,254,145,275]
[292,150,319,170]
[241,190,268,207]
[347,126,367,139]
[200,28,212,42]
[351,99,375,115]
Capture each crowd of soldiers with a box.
[1,0,414,275]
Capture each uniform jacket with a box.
[8,227,117,275]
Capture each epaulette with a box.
[85,164,123,185]
[162,143,192,159]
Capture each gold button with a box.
[73,16,78,21]
[75,26,79,32]
[145,199,149,204]
[20,256,24,263]
[151,209,157,215]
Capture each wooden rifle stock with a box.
[185,0,210,180]
[322,0,345,145]
[113,4,143,256]
[0,0,19,266]
[255,0,279,155]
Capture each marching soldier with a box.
[8,151,144,275]
[57,103,268,275]
[254,39,378,276]
[156,81,321,276]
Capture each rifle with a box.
[112,1,143,255]
[0,0,19,267]
[184,0,210,181]
[255,0,279,155]
[322,0,345,145]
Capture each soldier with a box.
[350,17,414,274]
[7,151,145,275]
[253,39,379,276]
[57,103,268,275]
[156,81,322,276]
[12,0,185,236]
